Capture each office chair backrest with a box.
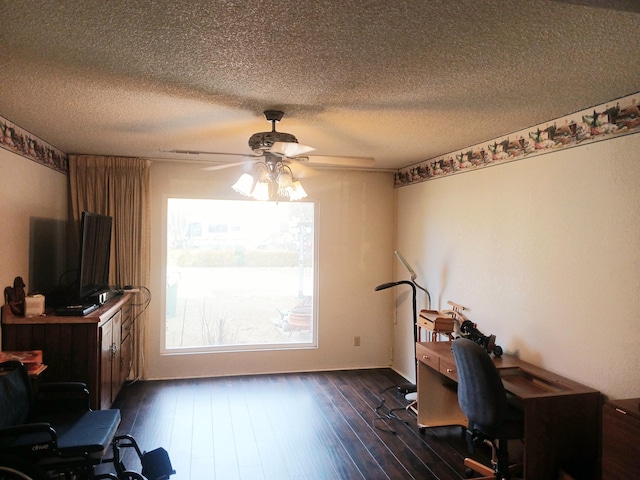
[0,361,33,428]
[452,338,508,428]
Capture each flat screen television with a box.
[76,211,113,303]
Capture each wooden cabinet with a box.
[100,307,122,409]
[602,398,640,480]
[1,294,132,410]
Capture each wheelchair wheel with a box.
[0,466,32,480]
[0,461,46,480]
[121,472,146,480]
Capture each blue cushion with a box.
[53,409,121,456]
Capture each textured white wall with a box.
[146,163,396,380]
[395,134,640,399]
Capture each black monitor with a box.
[76,211,112,303]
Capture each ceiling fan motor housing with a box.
[248,110,299,153]
[248,131,298,153]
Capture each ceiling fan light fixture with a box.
[251,181,271,201]
[287,180,308,201]
[277,170,293,189]
[232,157,307,202]
[231,173,256,197]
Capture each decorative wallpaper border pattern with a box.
[2,92,639,180]
[0,116,69,174]
[395,92,640,188]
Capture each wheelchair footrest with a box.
[141,447,175,480]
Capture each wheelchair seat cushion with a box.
[50,409,121,456]
[3,409,121,458]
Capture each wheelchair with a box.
[0,361,175,480]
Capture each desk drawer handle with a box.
[446,368,453,373]
[422,355,430,360]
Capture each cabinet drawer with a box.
[416,343,440,370]
[602,400,640,479]
[439,357,458,381]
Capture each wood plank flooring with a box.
[106,368,480,480]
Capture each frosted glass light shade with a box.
[251,182,270,201]
[288,181,308,200]
[231,173,255,196]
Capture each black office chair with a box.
[0,361,174,480]
[452,338,524,480]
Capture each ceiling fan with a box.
[161,110,375,200]
[161,110,375,170]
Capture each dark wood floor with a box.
[106,368,482,480]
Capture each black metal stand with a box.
[374,280,418,394]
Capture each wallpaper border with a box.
[395,92,640,188]
[0,116,69,174]
[2,91,639,180]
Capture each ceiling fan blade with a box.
[285,160,318,179]
[160,149,258,159]
[304,155,375,168]
[201,161,250,171]
[270,141,316,157]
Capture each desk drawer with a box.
[439,357,458,381]
[416,343,440,370]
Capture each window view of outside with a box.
[165,198,315,351]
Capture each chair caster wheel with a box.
[464,467,475,478]
[419,427,426,434]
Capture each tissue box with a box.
[25,294,45,316]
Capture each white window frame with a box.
[161,197,318,354]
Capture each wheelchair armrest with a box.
[37,381,90,394]
[0,422,58,448]
[34,382,91,415]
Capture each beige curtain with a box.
[68,155,151,380]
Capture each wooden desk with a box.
[416,341,600,479]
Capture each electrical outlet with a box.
[354,336,361,347]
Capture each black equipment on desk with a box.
[459,320,503,357]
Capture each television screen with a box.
[77,211,112,302]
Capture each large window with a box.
[164,198,315,352]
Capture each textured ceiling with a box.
[0,0,639,170]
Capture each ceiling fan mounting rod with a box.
[264,110,284,131]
